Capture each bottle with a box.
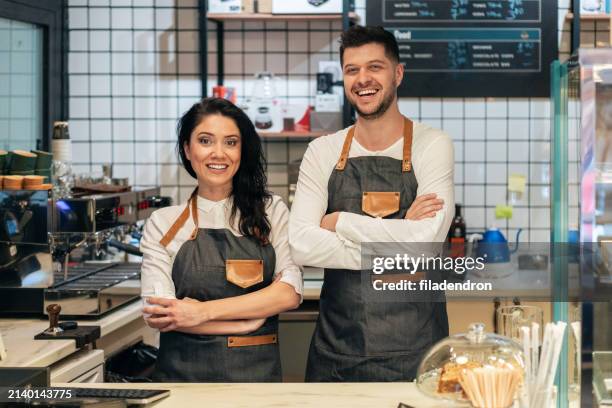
[249,72,278,129]
[51,121,74,198]
[448,204,466,257]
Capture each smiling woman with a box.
[139,98,303,382]
[183,114,242,201]
[176,98,273,245]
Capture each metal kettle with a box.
[468,228,522,263]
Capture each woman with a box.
[140,98,302,382]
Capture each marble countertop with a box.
[57,382,460,408]
[0,300,143,368]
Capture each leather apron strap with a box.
[402,117,413,172]
[159,187,199,247]
[335,126,355,171]
[335,117,413,172]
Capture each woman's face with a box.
[184,114,241,195]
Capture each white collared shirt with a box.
[140,194,303,300]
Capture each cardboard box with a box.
[272,0,342,14]
[242,0,255,13]
[257,0,273,13]
[209,0,242,13]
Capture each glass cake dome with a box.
[416,323,525,406]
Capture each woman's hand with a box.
[405,193,444,220]
[143,297,210,332]
[144,314,170,330]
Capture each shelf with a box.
[258,131,328,139]
[565,12,611,20]
[207,12,359,22]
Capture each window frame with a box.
[0,0,66,151]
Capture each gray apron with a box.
[152,192,282,382]
[305,118,449,382]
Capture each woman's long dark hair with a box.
[177,98,272,244]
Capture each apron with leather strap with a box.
[152,191,281,382]
[305,118,449,382]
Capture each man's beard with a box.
[349,87,396,121]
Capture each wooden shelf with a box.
[565,12,611,20]
[258,131,327,139]
[207,12,359,22]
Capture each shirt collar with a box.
[196,195,231,213]
[352,134,404,155]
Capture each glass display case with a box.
[551,48,612,408]
[593,351,612,405]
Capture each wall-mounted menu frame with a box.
[367,0,558,97]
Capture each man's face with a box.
[342,43,403,120]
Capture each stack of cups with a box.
[51,121,73,198]
[0,150,7,174]
[32,150,53,182]
[7,150,37,175]
[3,175,23,190]
[23,175,50,190]
[0,149,53,190]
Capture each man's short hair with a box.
[339,25,400,66]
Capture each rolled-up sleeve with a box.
[140,210,177,299]
[268,196,304,302]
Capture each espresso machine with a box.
[0,188,169,318]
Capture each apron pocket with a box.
[362,191,400,218]
[226,259,264,288]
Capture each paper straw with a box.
[531,322,540,397]
[531,323,539,376]
[571,321,581,384]
[459,367,522,408]
[521,326,531,398]
[519,385,529,408]
[500,370,518,407]
[489,368,496,408]
[473,370,486,407]
[545,322,567,391]
[458,375,475,403]
[513,369,520,407]
[533,323,553,407]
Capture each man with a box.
[289,26,455,382]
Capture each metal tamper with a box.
[43,304,64,335]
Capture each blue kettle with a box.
[468,228,522,263]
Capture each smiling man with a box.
[289,26,455,382]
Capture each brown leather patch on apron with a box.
[227,334,278,348]
[226,259,264,288]
[362,191,400,218]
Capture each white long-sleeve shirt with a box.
[141,195,303,300]
[289,121,455,270]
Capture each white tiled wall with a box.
[67,0,606,241]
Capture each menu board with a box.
[367,0,557,97]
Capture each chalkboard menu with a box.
[367,0,557,97]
